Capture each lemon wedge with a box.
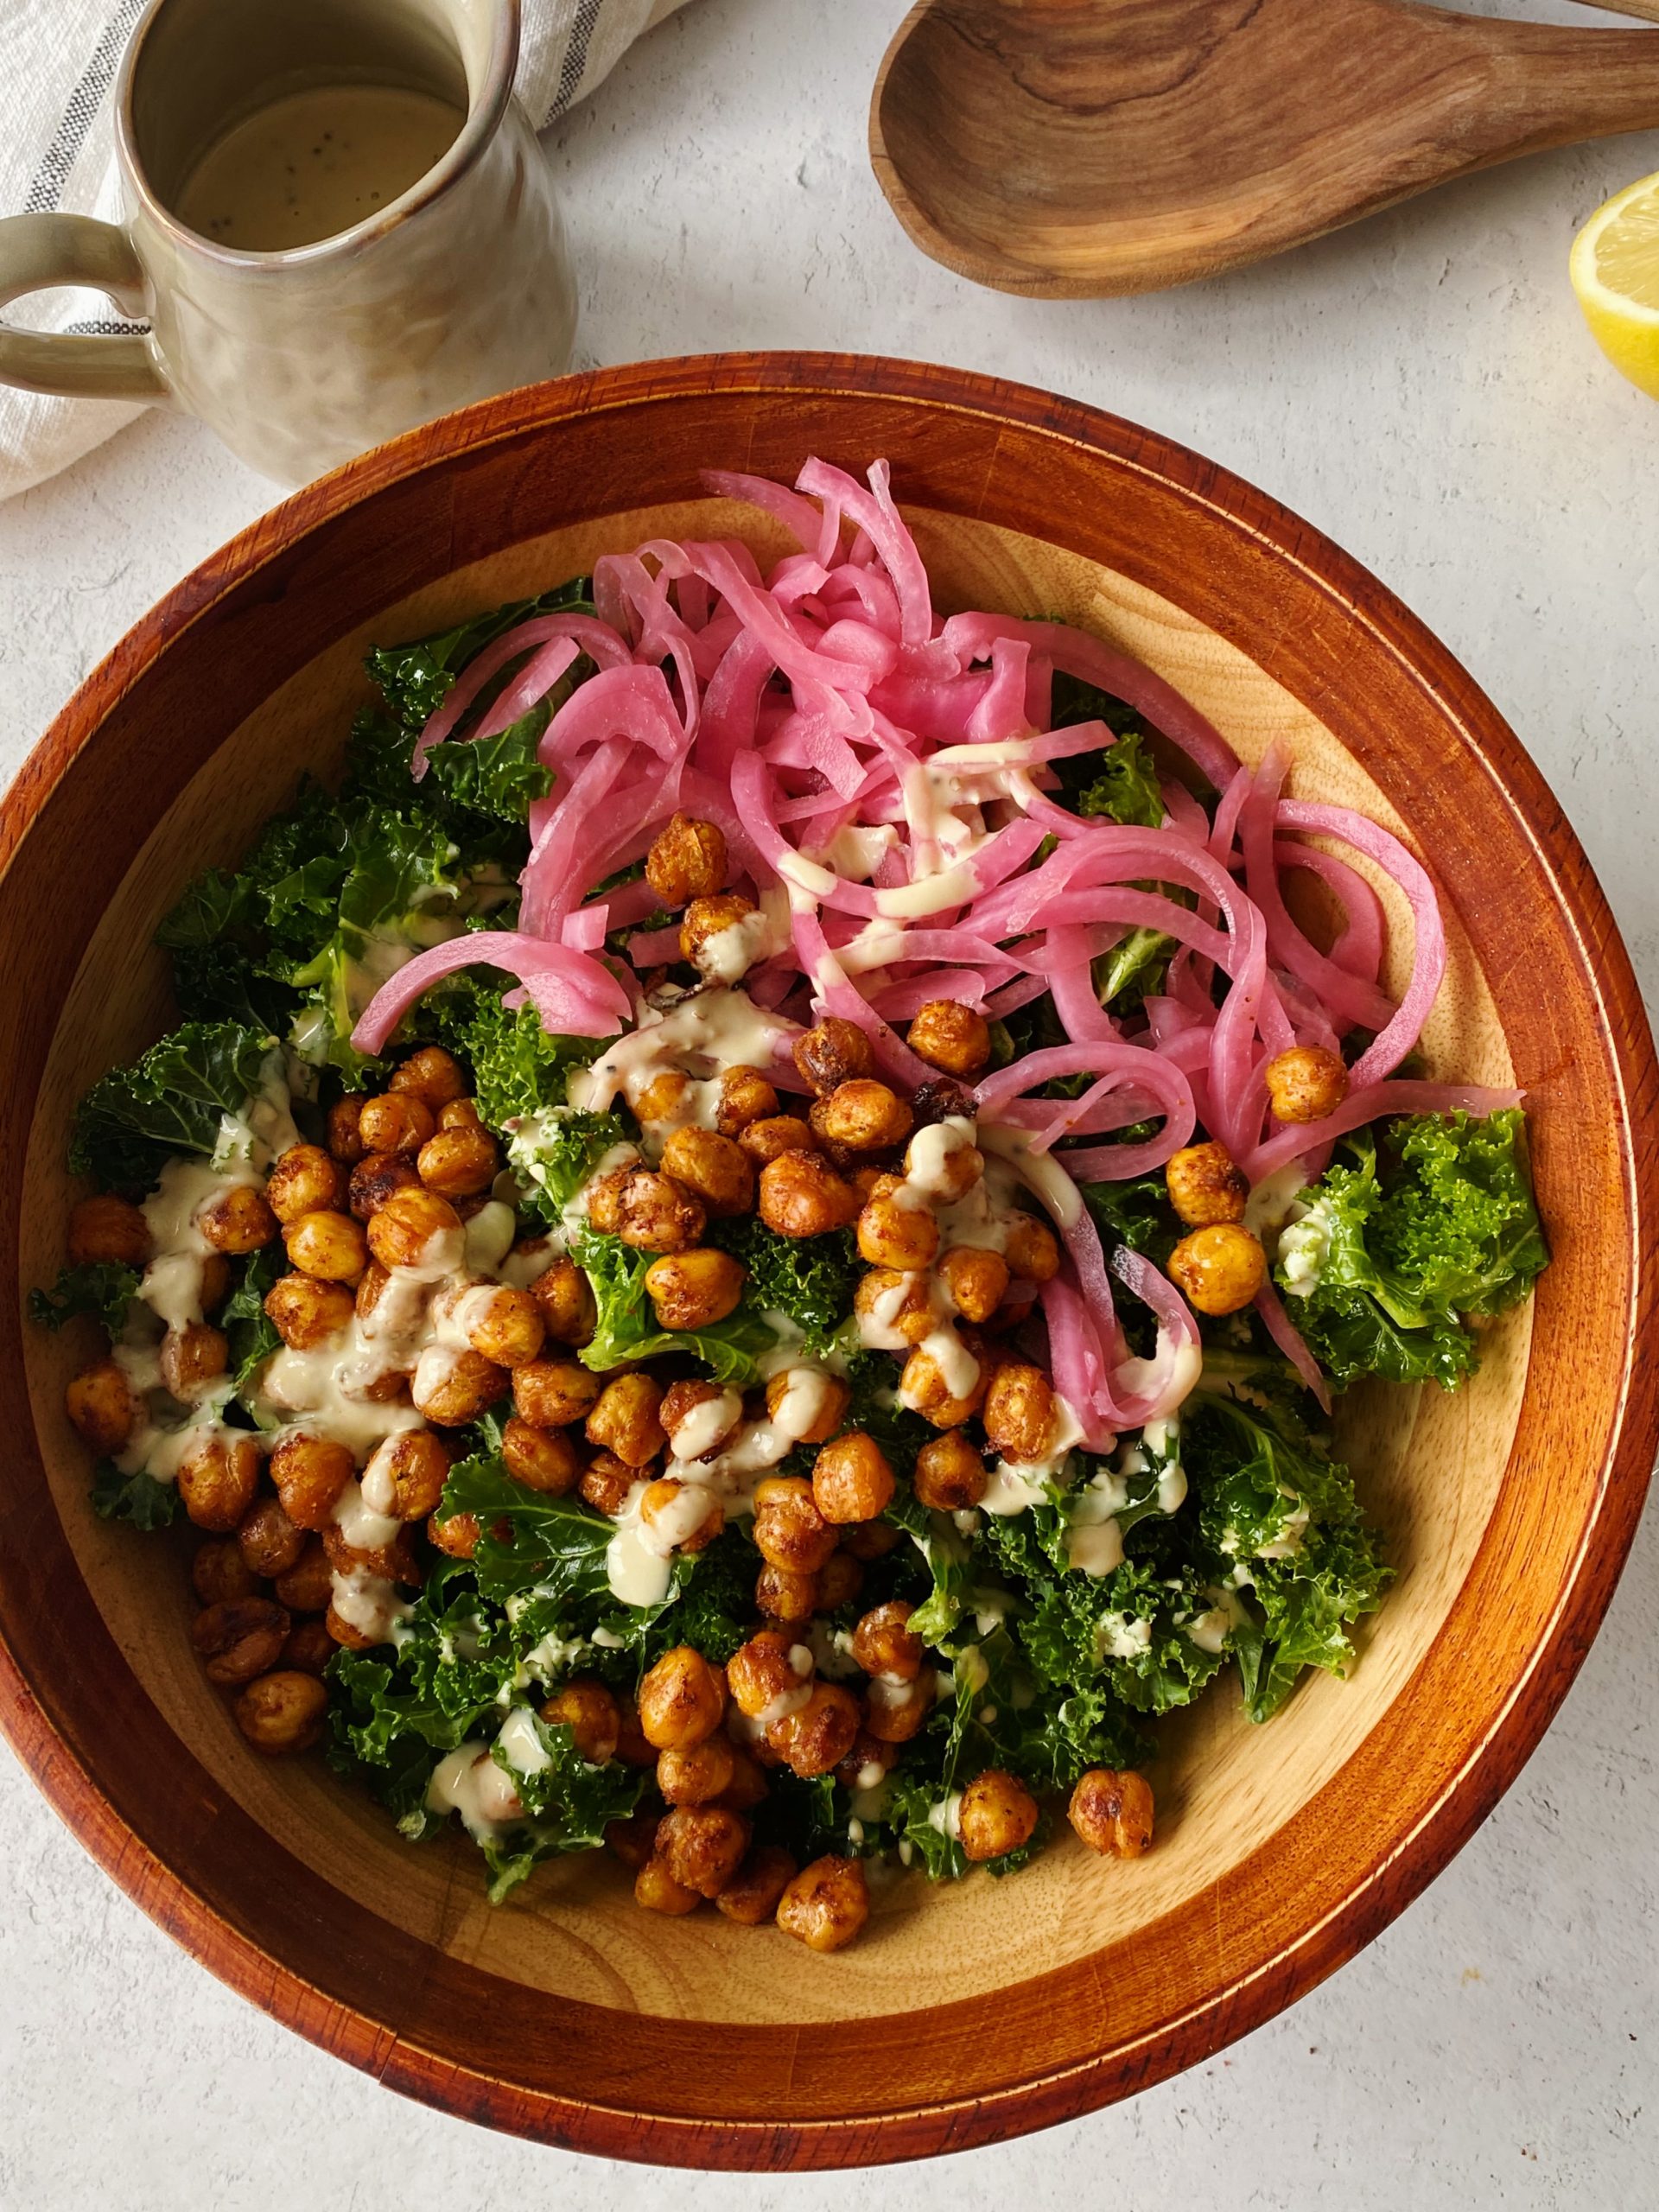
[1571,172,1659,397]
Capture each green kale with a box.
[482,1710,644,1902]
[705,1217,859,1358]
[1080,1172,1180,1265]
[886,1487,980,1644]
[504,1103,631,1226]
[363,576,594,734]
[1076,728,1166,831]
[221,1243,285,1400]
[573,1230,779,1385]
[439,1451,621,1606]
[69,1021,276,1189]
[91,1462,180,1530]
[841,1350,932,1479]
[29,1262,141,1335]
[643,1526,756,1669]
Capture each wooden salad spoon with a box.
[869,0,1659,297]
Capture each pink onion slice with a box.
[352,931,630,1056]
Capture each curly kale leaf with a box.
[482,1711,644,1903]
[438,1452,622,1607]
[706,1217,859,1358]
[1080,1172,1180,1265]
[885,1488,981,1645]
[90,1462,180,1530]
[503,1102,631,1227]
[29,1262,141,1335]
[69,1021,276,1189]
[573,1230,779,1385]
[363,575,594,734]
[221,1242,286,1400]
[1076,728,1166,831]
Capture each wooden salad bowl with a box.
[1,353,1653,2168]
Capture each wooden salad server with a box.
[869,0,1659,297]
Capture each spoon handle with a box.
[1568,0,1659,22]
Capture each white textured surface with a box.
[2,3,1656,2204]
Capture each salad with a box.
[39,458,1548,1955]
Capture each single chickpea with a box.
[715,1846,798,1926]
[680,891,756,975]
[1164,1140,1249,1228]
[67,1192,150,1268]
[416,1123,500,1199]
[579,1453,636,1516]
[646,811,728,905]
[938,1244,1010,1325]
[233,1669,328,1754]
[269,1431,353,1531]
[658,1803,751,1897]
[176,1433,261,1533]
[438,1097,481,1132]
[776,1855,869,1953]
[200,1255,232,1313]
[411,1345,509,1427]
[815,1549,864,1614]
[527,1257,597,1347]
[540,1679,620,1764]
[856,1191,939,1271]
[810,1079,914,1154]
[236,1495,306,1580]
[633,1071,690,1128]
[634,1853,702,1916]
[658,1734,736,1806]
[792,1018,875,1097]
[324,1518,421,1587]
[582,1166,633,1236]
[1068,1767,1155,1858]
[854,1266,937,1347]
[841,1518,901,1561]
[274,1538,335,1613]
[982,1362,1058,1464]
[465,1285,545,1369]
[913,1430,988,1512]
[264,1144,345,1224]
[283,1209,368,1283]
[958,1768,1039,1861]
[638,1645,726,1751]
[738,1114,820,1165]
[365,1428,451,1521]
[760,1151,861,1239]
[899,1339,986,1429]
[613,1169,707,1255]
[389,1044,468,1110]
[659,1126,756,1217]
[613,1693,656,1767]
[716,1064,779,1136]
[1168,1223,1267,1317]
[770,1681,861,1777]
[906,999,991,1077]
[751,1475,838,1573]
[715,1744,771,1814]
[661,1378,741,1457]
[281,1618,338,1677]
[756,1560,818,1623]
[644,1248,747,1330]
[192,1538,257,1608]
[1003,1211,1062,1283]
[850,1599,923,1682]
[811,1431,895,1524]
[264,1271,353,1351]
[513,1357,601,1430]
[347,1152,422,1221]
[158,1321,228,1403]
[765,1366,849,1445]
[64,1358,141,1452]
[862,1669,934,1745]
[199,1184,279,1255]
[192,1597,290,1688]
[640,1475,724,1554]
[323,1605,381,1651]
[902,1124,984,1200]
[365,1185,465,1274]
[605,1808,662,1871]
[327,1096,367,1166]
[427,1508,480,1560]
[586,1372,667,1467]
[726,1628,802,1719]
[1264,1044,1351,1126]
[501,1416,582,1496]
[359,1093,435,1157]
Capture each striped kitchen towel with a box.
[0,0,689,501]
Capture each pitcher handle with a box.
[0,214,169,403]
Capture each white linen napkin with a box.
[0,0,688,501]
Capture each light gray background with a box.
[1,3,1655,2206]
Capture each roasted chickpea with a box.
[159,1320,228,1402]
[364,1427,451,1521]
[752,1475,837,1574]
[264,1270,353,1351]
[658,1734,736,1806]
[365,1185,465,1274]
[640,1475,724,1554]
[237,1495,306,1580]
[281,1617,337,1677]
[776,1854,868,1952]
[982,1362,1058,1464]
[633,1071,690,1128]
[770,1681,861,1777]
[67,1192,150,1268]
[358,1093,435,1157]
[658,1803,751,1897]
[274,1537,334,1613]
[440,1096,483,1131]
[850,1599,922,1682]
[906,998,991,1077]
[586,1372,667,1468]
[64,1358,141,1453]
[609,1693,654,1768]
[1164,1140,1249,1228]
[427,1507,480,1560]
[661,1379,741,1458]
[739,1114,819,1165]
[464,1284,545,1369]
[841,1516,902,1561]
[540,1679,621,1764]
[283,1208,368,1283]
[416,1124,500,1199]
[634,1853,702,1916]
[605,1808,663,1871]
[903,1122,983,1199]
[193,1597,290,1688]
[715,1744,771,1814]
[233,1669,327,1753]
[913,1430,988,1512]
[856,1190,939,1271]
[716,1064,779,1136]
[938,1244,1010,1325]
[613,1168,707,1255]
[582,1166,634,1235]
[835,1731,896,1793]
[715,1845,797,1925]
[1002,1211,1062,1283]
[862,1669,933,1745]
[760,1149,861,1240]
[899,1338,986,1429]
[853,1266,937,1347]
[1168,1223,1267,1317]
[580,1453,637,1516]
[1264,1043,1350,1126]
[726,1629,804,1719]
[646,810,728,905]
[198,1183,279,1255]
[412,1344,509,1426]
[810,1079,913,1154]
[756,1560,818,1623]
[389,1044,468,1110]
[269,1431,353,1531]
[347,1151,422,1221]
[527,1256,597,1347]
[1069,1766,1155,1858]
[192,1537,257,1607]
[658,1126,755,1217]
[176,1432,261,1532]
[765,1366,849,1445]
[959,1768,1039,1861]
[324,1518,422,1590]
[200,1254,233,1313]
[501,1416,582,1496]
[512,1357,600,1431]
[912,1073,976,1126]
[327,1095,367,1165]
[323,1603,381,1651]
[811,1431,895,1524]
[264,1144,345,1224]
[793,1018,875,1097]
[680,890,756,974]
[638,1645,726,1751]
[815,1549,864,1613]
[644,1248,747,1330]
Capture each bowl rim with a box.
[2,350,1655,2169]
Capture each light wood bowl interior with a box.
[0,357,1651,2166]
